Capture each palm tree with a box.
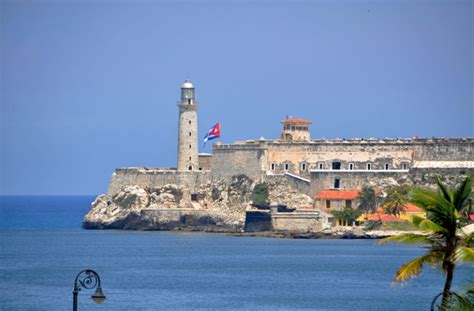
[380,177,474,311]
[357,185,382,220]
[384,184,412,217]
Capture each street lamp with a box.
[73,269,106,311]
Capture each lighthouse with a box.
[177,80,199,171]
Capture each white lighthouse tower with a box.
[177,80,199,171]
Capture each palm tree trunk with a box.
[440,261,455,311]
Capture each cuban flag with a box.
[203,122,221,146]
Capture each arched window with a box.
[367,163,372,170]
[385,164,389,170]
[349,163,354,170]
[402,163,408,170]
[271,163,276,171]
[284,163,289,171]
[188,165,193,171]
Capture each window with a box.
[271,163,276,171]
[326,200,331,209]
[189,120,191,125]
[189,132,192,136]
[188,165,193,171]
[189,145,192,149]
[334,178,340,189]
[189,156,192,160]
[402,163,408,170]
[301,163,306,171]
[345,200,352,209]
[332,162,341,170]
[349,163,354,170]
[385,164,389,170]
[284,163,289,171]
[367,163,372,170]
[191,194,198,201]
[319,163,324,169]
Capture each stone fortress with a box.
[84,80,474,232]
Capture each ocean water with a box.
[0,196,472,310]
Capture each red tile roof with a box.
[379,202,423,213]
[281,118,312,125]
[366,213,404,223]
[315,189,361,200]
[403,203,423,213]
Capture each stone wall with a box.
[271,211,323,232]
[108,168,211,198]
[211,142,267,181]
[309,170,411,196]
[198,154,212,171]
[412,138,473,161]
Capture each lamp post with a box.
[73,269,106,311]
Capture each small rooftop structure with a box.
[280,117,312,142]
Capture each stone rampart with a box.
[211,143,267,181]
[309,170,411,196]
[271,211,323,232]
[108,168,211,197]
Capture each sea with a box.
[0,196,472,310]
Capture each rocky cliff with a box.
[83,174,313,231]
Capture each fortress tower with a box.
[177,80,199,171]
[280,118,312,141]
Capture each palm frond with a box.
[453,177,472,212]
[436,177,453,203]
[379,233,434,245]
[454,247,474,264]
[411,214,424,227]
[394,253,441,284]
[450,290,474,311]
[410,188,440,210]
[417,219,447,234]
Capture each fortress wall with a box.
[309,171,410,197]
[410,167,474,188]
[108,168,211,197]
[211,144,267,182]
[266,174,311,196]
[411,138,474,161]
[266,141,413,176]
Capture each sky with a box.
[1,0,473,195]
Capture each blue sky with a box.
[1,0,472,195]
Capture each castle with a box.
[84,80,473,231]
[108,79,473,199]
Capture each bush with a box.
[366,220,383,230]
[252,183,269,205]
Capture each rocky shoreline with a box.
[229,229,417,239]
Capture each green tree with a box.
[379,177,474,311]
[384,184,412,217]
[252,183,269,205]
[357,186,382,220]
[331,208,362,226]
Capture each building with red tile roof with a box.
[280,117,312,142]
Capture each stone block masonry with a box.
[108,168,211,199]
